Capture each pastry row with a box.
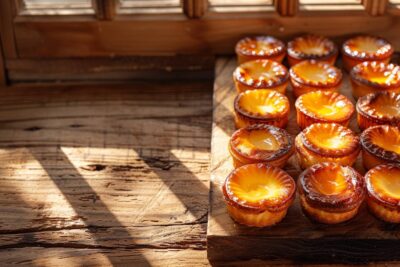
[234,35,400,99]
[234,89,400,131]
[223,161,399,227]
[236,34,393,71]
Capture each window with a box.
[117,0,182,14]
[17,0,96,15]
[209,0,274,13]
[0,0,399,85]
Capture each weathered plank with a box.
[0,81,212,266]
[0,248,209,267]
[207,57,400,264]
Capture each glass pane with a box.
[209,0,274,12]
[20,0,94,15]
[210,0,273,5]
[389,0,400,12]
[300,0,363,11]
[118,0,181,14]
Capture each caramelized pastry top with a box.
[234,89,290,120]
[235,36,286,57]
[230,124,293,161]
[365,164,400,208]
[299,162,365,211]
[357,92,400,122]
[287,35,337,60]
[234,59,289,88]
[351,61,400,89]
[361,125,400,163]
[296,91,354,121]
[300,123,359,157]
[290,60,342,88]
[223,163,296,213]
[343,35,394,60]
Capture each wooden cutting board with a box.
[207,57,400,264]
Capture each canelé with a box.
[223,163,296,227]
[360,125,400,170]
[350,61,400,99]
[295,90,354,129]
[342,35,393,72]
[289,60,342,98]
[235,36,286,64]
[295,123,360,169]
[298,162,365,224]
[229,124,294,168]
[287,35,338,66]
[357,92,400,130]
[233,59,289,94]
[365,164,400,223]
[234,89,290,129]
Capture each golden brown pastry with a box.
[287,34,338,66]
[229,124,294,168]
[350,61,400,99]
[360,125,400,170]
[357,91,400,130]
[342,35,393,72]
[365,164,400,223]
[295,90,354,129]
[235,36,286,64]
[295,123,360,169]
[223,163,296,227]
[298,162,365,224]
[233,59,289,94]
[234,89,290,129]
[289,60,342,98]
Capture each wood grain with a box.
[207,57,400,264]
[0,81,212,266]
[362,0,388,16]
[5,56,214,83]
[0,0,17,59]
[12,16,400,58]
[0,35,5,86]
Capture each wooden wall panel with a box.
[183,0,208,18]
[363,0,388,16]
[13,15,400,58]
[0,39,5,86]
[0,1,17,59]
[5,56,214,82]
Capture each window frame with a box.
[0,0,400,86]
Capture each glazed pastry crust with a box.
[290,60,342,88]
[301,123,359,158]
[223,163,296,213]
[351,62,400,90]
[365,164,400,223]
[233,59,289,89]
[234,89,290,129]
[295,90,354,129]
[357,92,400,129]
[229,124,294,168]
[342,35,393,61]
[298,163,365,213]
[365,164,400,209]
[360,125,400,165]
[235,36,286,60]
[287,35,338,65]
[295,123,360,169]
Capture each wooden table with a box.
[0,82,212,266]
[207,57,400,265]
[1,59,400,267]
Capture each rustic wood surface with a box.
[0,82,213,266]
[207,57,400,264]
[2,61,400,266]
